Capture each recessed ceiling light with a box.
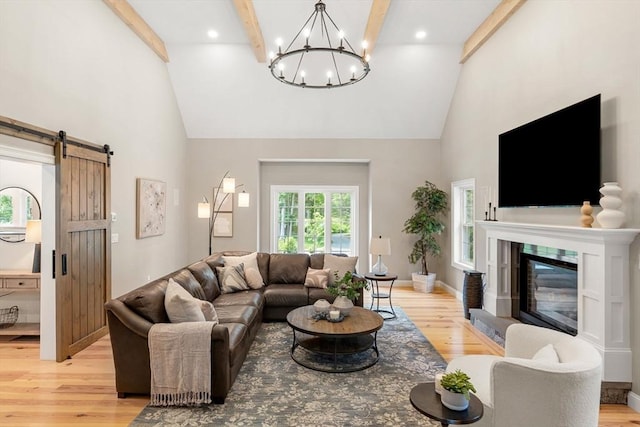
[207,29,219,39]
[415,30,427,40]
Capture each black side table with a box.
[410,382,483,427]
[365,273,398,320]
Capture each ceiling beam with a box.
[362,0,391,56]
[103,0,169,63]
[233,0,266,63]
[460,0,526,63]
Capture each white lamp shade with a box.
[238,191,250,208]
[197,202,210,218]
[370,236,391,255]
[222,177,236,193]
[25,219,42,243]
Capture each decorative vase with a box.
[313,299,330,314]
[440,389,470,411]
[580,201,594,228]
[332,296,354,316]
[596,182,625,229]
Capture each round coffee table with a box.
[286,305,384,373]
[410,382,483,426]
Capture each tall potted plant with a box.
[402,180,447,292]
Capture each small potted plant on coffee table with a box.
[439,369,476,411]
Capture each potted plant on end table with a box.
[439,369,476,411]
[402,180,448,293]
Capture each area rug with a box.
[130,307,446,426]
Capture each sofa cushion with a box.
[214,304,259,327]
[187,260,221,301]
[324,254,358,285]
[269,253,310,284]
[164,278,207,323]
[304,267,330,288]
[263,284,309,307]
[122,279,170,324]
[217,264,251,294]
[168,269,207,300]
[214,290,264,310]
[309,253,325,269]
[223,252,265,288]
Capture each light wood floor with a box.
[0,286,637,426]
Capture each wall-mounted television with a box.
[498,94,601,208]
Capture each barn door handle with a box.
[62,254,68,276]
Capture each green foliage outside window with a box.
[0,195,13,224]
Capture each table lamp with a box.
[370,236,391,276]
[25,219,42,273]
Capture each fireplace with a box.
[477,220,639,388]
[515,251,577,336]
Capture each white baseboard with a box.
[627,390,640,412]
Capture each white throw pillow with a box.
[244,267,265,290]
[200,300,218,323]
[304,267,330,288]
[532,343,560,363]
[324,254,358,285]
[164,279,206,323]
[223,252,264,288]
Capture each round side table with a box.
[364,273,398,320]
[410,382,483,426]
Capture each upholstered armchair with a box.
[445,323,602,427]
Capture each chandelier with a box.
[268,0,370,89]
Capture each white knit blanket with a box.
[148,321,215,406]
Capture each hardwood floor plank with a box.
[0,286,636,425]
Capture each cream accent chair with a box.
[446,323,602,427]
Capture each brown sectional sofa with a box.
[104,251,364,403]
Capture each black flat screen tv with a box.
[498,94,601,208]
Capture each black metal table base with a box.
[290,330,380,373]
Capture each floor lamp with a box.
[25,219,41,273]
[197,171,250,256]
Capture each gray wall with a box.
[186,139,442,278]
[0,1,190,300]
[440,0,640,402]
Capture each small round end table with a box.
[410,382,483,426]
[365,273,398,320]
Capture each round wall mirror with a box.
[0,186,41,243]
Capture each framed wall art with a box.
[213,187,233,212]
[213,212,233,237]
[136,178,166,239]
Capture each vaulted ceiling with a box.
[106,0,523,139]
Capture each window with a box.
[271,186,358,255]
[451,179,475,270]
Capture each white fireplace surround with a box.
[478,221,640,383]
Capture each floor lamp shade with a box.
[25,220,42,274]
[370,236,391,276]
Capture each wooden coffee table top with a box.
[287,306,384,337]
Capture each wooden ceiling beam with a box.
[233,0,266,63]
[362,0,391,56]
[460,0,526,63]
[103,0,169,63]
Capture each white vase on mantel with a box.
[596,182,625,229]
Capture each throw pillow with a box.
[222,252,264,288]
[164,278,206,323]
[304,267,330,288]
[200,300,218,323]
[244,267,265,290]
[324,254,358,285]
[532,343,560,363]
[216,263,251,294]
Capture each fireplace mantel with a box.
[478,221,640,383]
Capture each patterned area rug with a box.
[131,307,446,426]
